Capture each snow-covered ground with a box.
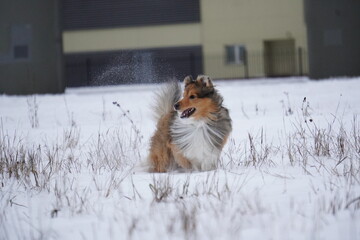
[1,77,359,239]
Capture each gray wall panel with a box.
[63,0,200,30]
[305,0,360,79]
[65,46,203,86]
[0,0,64,95]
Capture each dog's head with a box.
[174,75,218,120]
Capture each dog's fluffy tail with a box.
[152,81,181,121]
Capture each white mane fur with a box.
[170,117,223,171]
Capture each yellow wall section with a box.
[63,23,202,53]
[200,0,307,78]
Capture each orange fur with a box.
[169,143,192,169]
[149,115,194,172]
[149,75,232,172]
[177,84,219,120]
[149,112,173,172]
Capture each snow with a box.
[1,76,360,239]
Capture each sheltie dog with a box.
[148,75,232,172]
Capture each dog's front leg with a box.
[169,143,192,169]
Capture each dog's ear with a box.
[184,75,194,86]
[196,75,213,88]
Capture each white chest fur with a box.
[170,118,221,171]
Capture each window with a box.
[11,24,31,61]
[225,45,246,65]
[14,45,29,59]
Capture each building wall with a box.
[62,0,202,86]
[63,23,202,54]
[305,0,360,79]
[63,24,203,86]
[62,0,308,84]
[0,0,64,95]
[200,0,308,79]
[62,0,200,30]
[65,46,203,86]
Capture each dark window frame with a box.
[225,45,246,65]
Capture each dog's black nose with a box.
[174,102,180,110]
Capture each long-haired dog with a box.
[148,75,232,172]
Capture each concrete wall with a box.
[0,0,64,95]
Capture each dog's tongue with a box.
[181,108,196,118]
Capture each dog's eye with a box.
[189,95,196,99]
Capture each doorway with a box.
[264,39,296,77]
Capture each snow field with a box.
[0,77,359,239]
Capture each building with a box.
[0,0,64,95]
[305,0,360,79]
[200,0,307,79]
[63,0,202,86]
[62,0,308,86]
[2,0,359,94]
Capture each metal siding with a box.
[305,0,360,79]
[63,0,200,30]
[65,46,203,87]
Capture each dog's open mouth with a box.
[180,108,196,118]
